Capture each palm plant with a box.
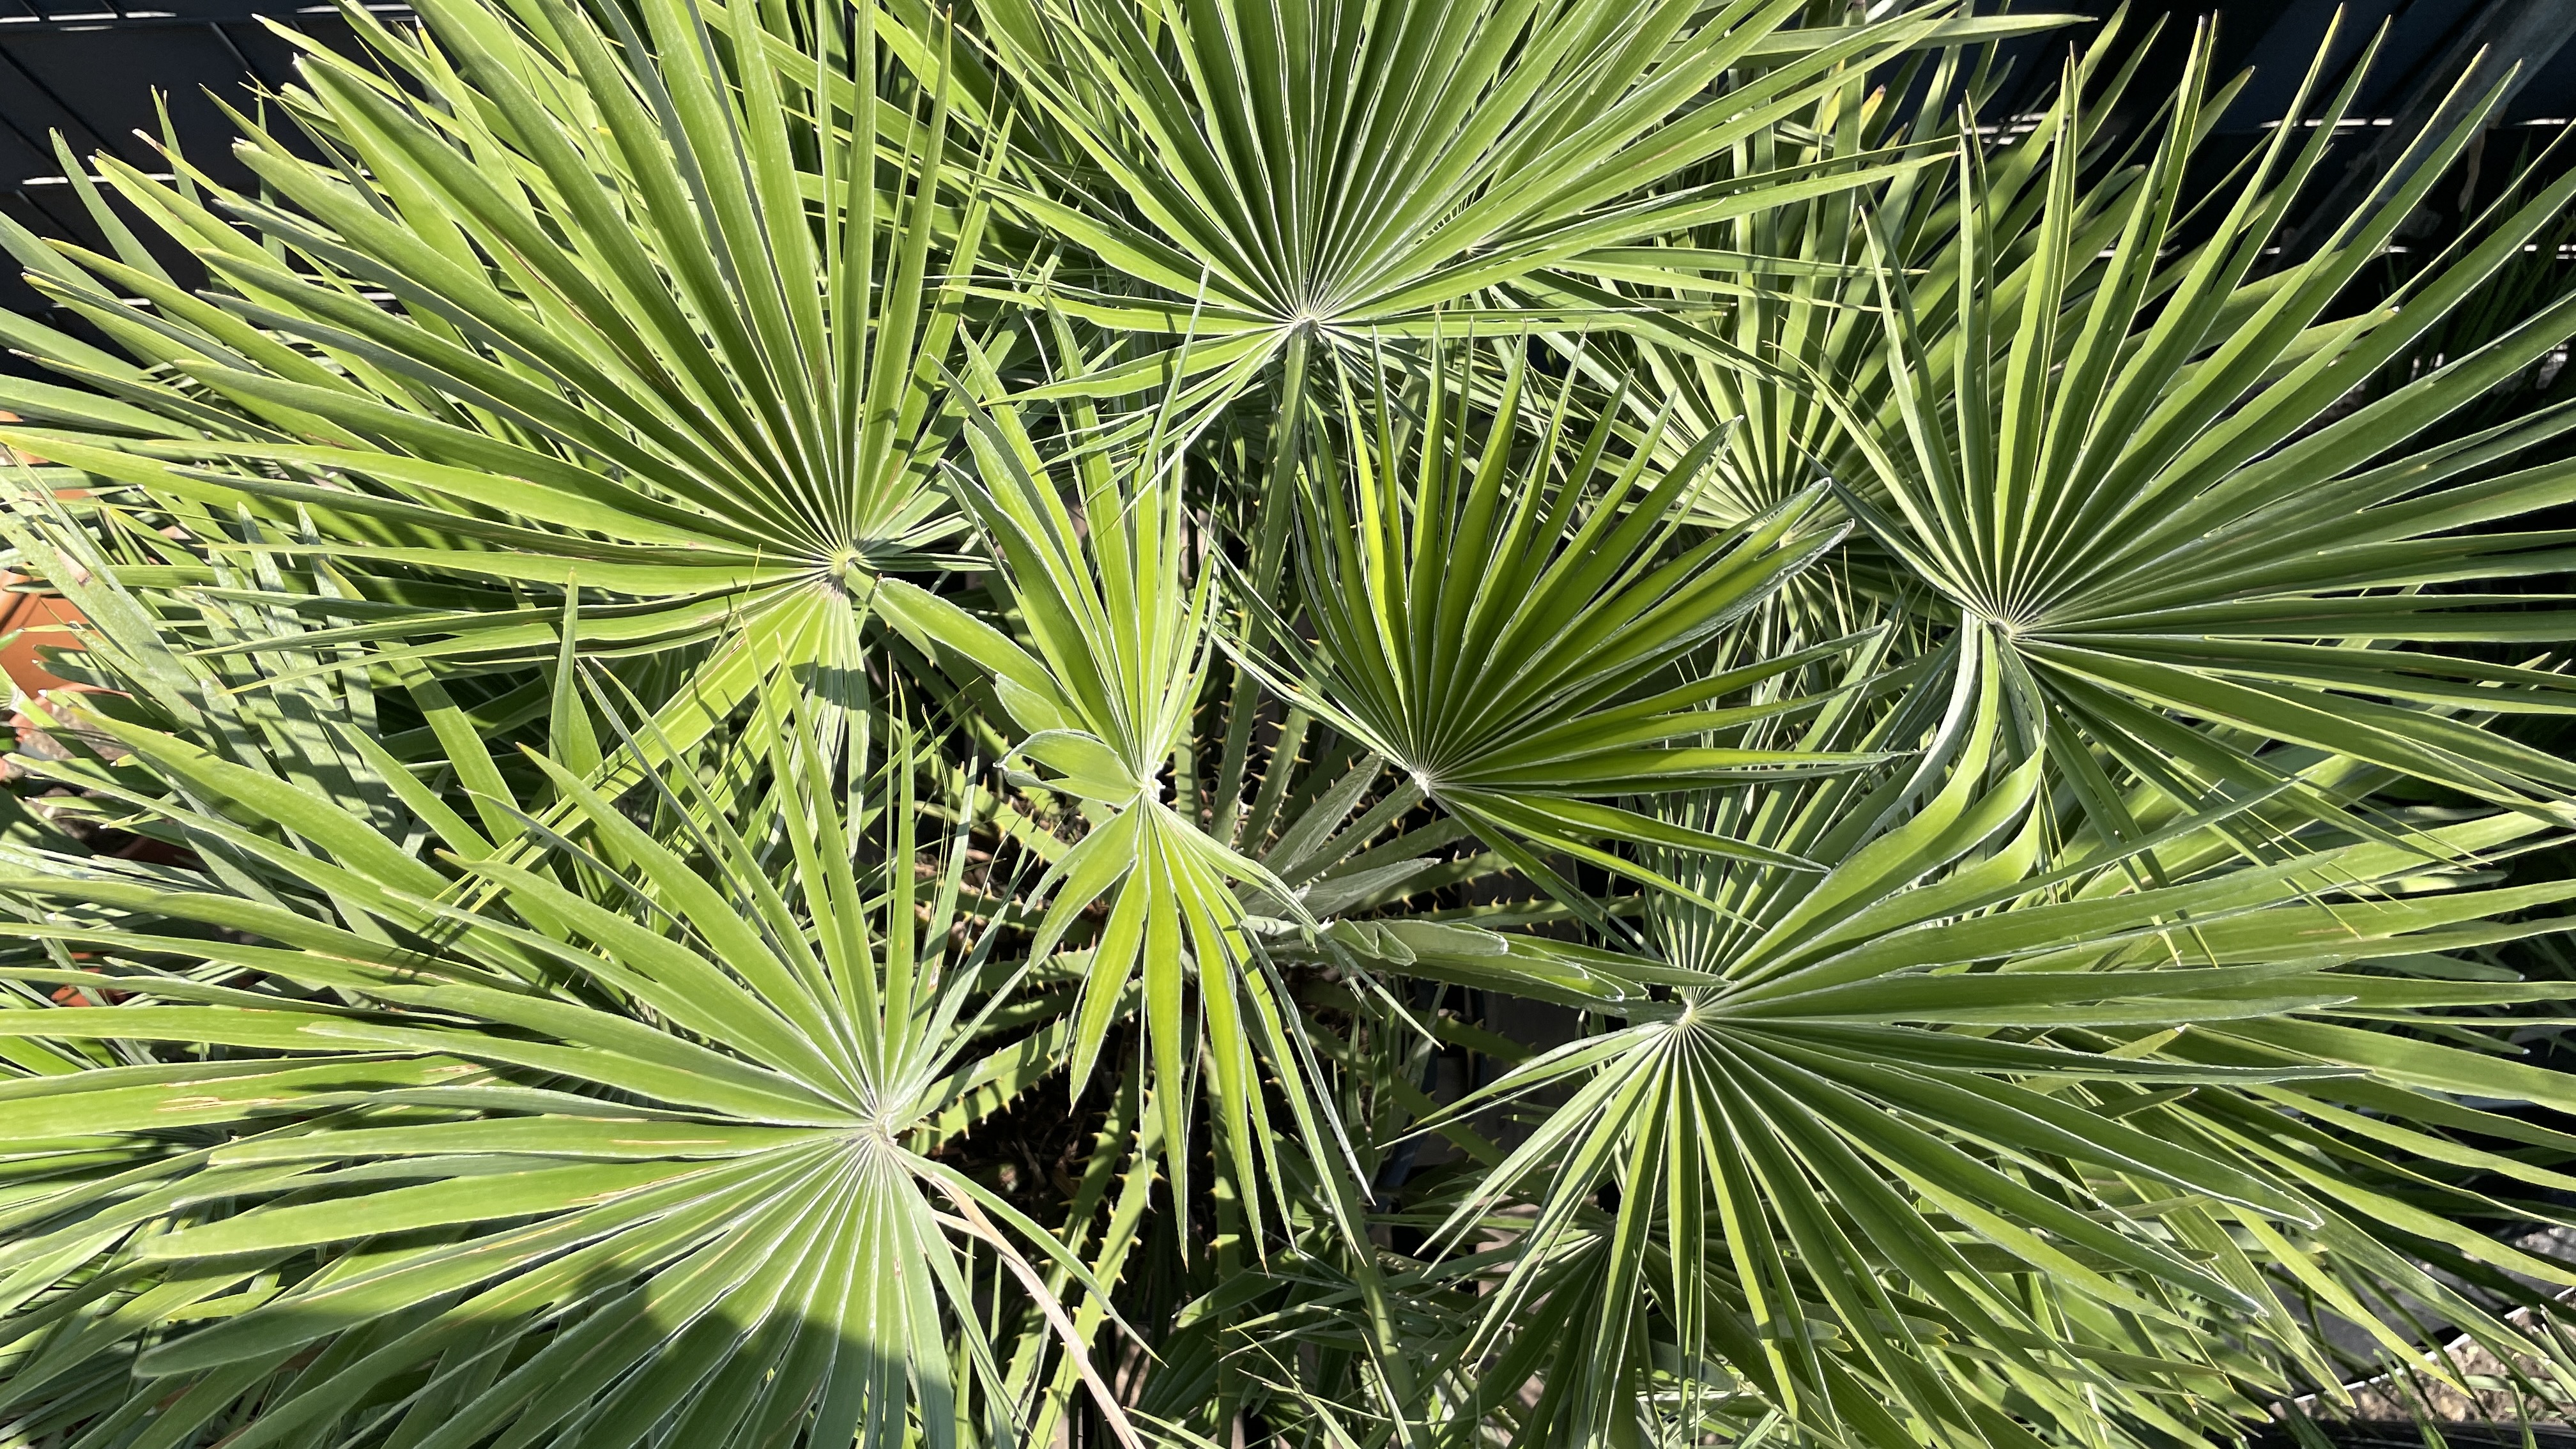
[8,1,2576,1447]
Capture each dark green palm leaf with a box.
[1250,342,1882,923]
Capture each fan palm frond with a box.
[0,547,1123,1449]
[1254,342,1879,924]
[1837,20,2576,836]
[0,0,988,767]
[1408,634,2576,1448]
[967,0,2068,402]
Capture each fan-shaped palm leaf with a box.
[1414,634,2576,1447]
[1249,342,1882,924]
[966,0,2060,401]
[0,663,1123,1449]
[0,0,987,769]
[873,353,1363,1254]
[1832,22,2576,833]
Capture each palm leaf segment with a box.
[1837,24,2576,826]
[0,0,983,743]
[973,0,1986,399]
